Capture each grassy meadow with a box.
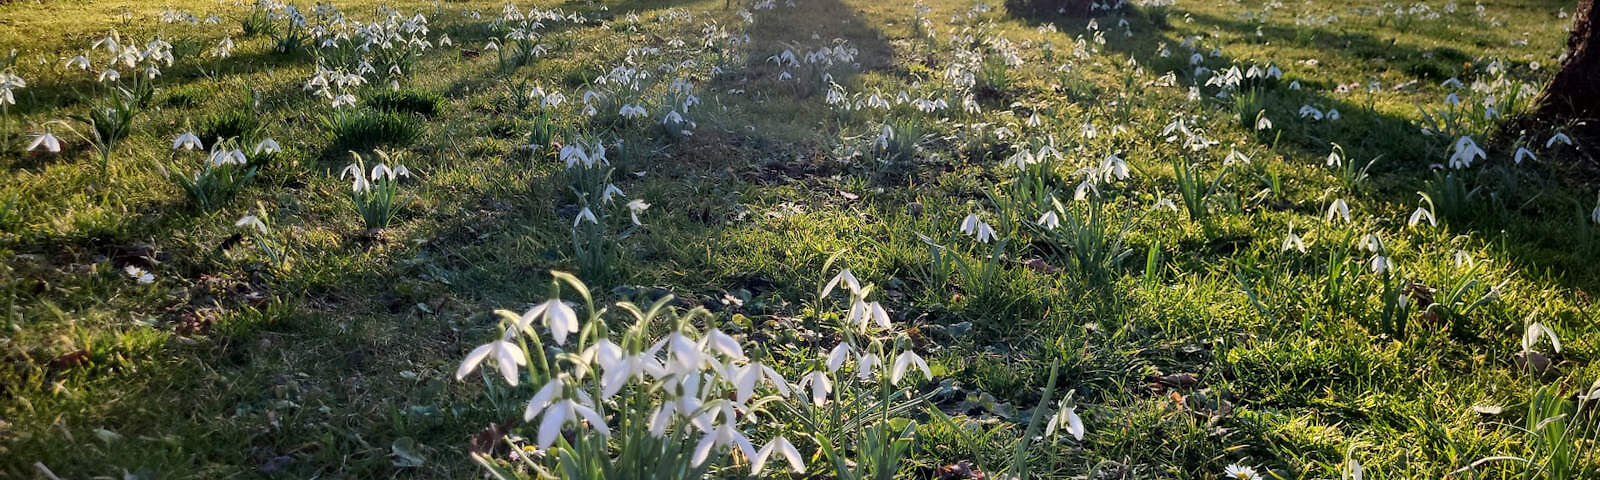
[1,0,1598,478]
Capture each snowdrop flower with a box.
[702,329,746,361]
[1037,210,1060,229]
[1255,114,1272,131]
[1408,204,1436,228]
[98,68,120,83]
[890,350,931,385]
[1298,105,1324,120]
[330,93,357,108]
[207,148,247,167]
[0,72,21,105]
[1289,80,1301,90]
[1225,464,1261,480]
[1327,109,1341,120]
[1224,149,1251,166]
[730,362,790,402]
[1441,77,1463,88]
[1346,459,1364,480]
[619,104,648,118]
[1098,153,1129,182]
[839,351,874,380]
[1547,132,1573,148]
[1368,254,1392,274]
[235,215,267,233]
[124,265,154,284]
[1514,146,1536,164]
[1523,322,1562,354]
[960,213,996,243]
[172,132,204,151]
[626,199,650,225]
[1282,225,1307,253]
[27,131,62,153]
[1592,192,1600,224]
[825,343,852,373]
[1325,199,1351,223]
[1444,93,1461,107]
[1153,198,1179,212]
[1045,403,1084,441]
[849,300,891,331]
[456,339,526,385]
[797,370,831,405]
[573,207,598,228]
[822,268,862,298]
[601,184,626,203]
[64,55,91,70]
[692,422,756,467]
[253,138,281,155]
[750,436,805,475]
[518,298,578,344]
[1448,136,1486,169]
[341,162,371,193]
[534,398,610,449]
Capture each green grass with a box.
[1,0,1597,478]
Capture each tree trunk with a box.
[1535,0,1600,122]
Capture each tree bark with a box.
[1535,0,1599,122]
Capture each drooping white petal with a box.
[891,350,931,385]
[825,343,851,373]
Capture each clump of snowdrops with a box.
[456,264,949,479]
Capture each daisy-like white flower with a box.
[456,339,526,385]
[124,265,154,284]
[28,131,62,153]
[1224,464,1260,480]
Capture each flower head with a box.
[27,131,62,153]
